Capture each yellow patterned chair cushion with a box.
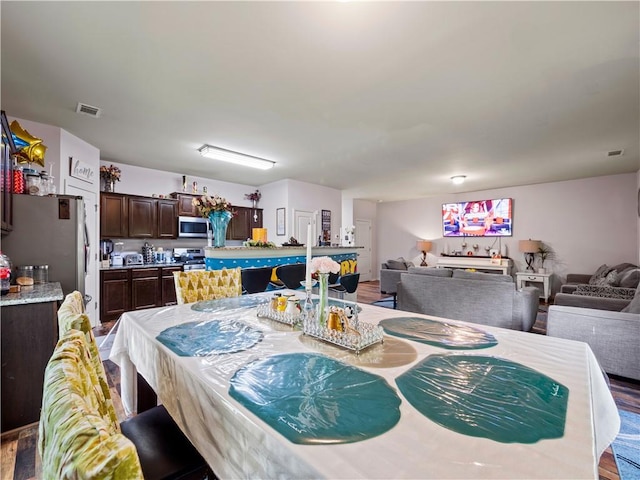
[57,290,85,321]
[57,306,119,432]
[173,268,242,304]
[39,331,143,479]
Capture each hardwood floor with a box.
[2,281,637,480]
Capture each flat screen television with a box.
[442,198,513,237]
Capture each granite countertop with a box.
[100,262,185,271]
[0,282,64,307]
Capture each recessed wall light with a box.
[198,144,275,170]
[450,175,466,185]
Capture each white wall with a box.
[259,179,289,241]
[286,180,342,245]
[376,173,639,291]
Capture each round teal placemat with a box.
[380,317,497,349]
[396,354,568,443]
[191,294,270,312]
[229,353,401,444]
[157,319,263,356]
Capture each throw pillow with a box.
[588,264,613,285]
[386,259,408,270]
[617,267,640,289]
[573,284,636,299]
[590,269,618,287]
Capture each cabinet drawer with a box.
[102,269,129,281]
[161,266,182,277]
[131,268,160,279]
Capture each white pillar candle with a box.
[305,224,313,289]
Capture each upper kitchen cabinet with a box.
[101,193,128,238]
[101,193,177,239]
[171,192,199,217]
[227,207,263,241]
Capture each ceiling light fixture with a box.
[450,175,466,185]
[198,145,275,170]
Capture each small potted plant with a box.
[537,244,554,273]
[244,189,261,208]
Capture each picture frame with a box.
[276,208,285,236]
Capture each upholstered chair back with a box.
[173,268,242,304]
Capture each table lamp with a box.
[519,239,541,272]
[416,240,432,267]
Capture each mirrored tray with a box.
[302,317,384,354]
[256,303,302,327]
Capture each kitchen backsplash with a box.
[111,237,244,254]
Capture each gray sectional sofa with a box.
[397,267,539,331]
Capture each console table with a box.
[436,256,512,275]
[516,271,552,303]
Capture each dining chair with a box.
[274,263,307,290]
[57,290,85,319]
[241,266,275,294]
[173,268,242,304]
[40,330,213,480]
[329,272,360,300]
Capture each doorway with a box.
[294,210,317,245]
[355,218,372,282]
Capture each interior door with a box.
[294,210,316,245]
[355,219,372,281]
[65,182,99,327]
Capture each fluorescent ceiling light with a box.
[451,175,466,185]
[198,145,275,170]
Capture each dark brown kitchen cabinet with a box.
[161,266,181,306]
[100,268,130,322]
[172,192,199,217]
[227,207,263,241]
[100,193,128,238]
[157,199,178,238]
[128,196,157,238]
[1,299,58,432]
[131,268,161,310]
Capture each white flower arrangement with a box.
[310,256,340,274]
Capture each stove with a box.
[173,247,206,271]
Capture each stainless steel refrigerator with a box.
[2,194,87,298]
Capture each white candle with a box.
[305,224,312,289]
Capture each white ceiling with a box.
[2,1,638,202]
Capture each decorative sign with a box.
[69,156,95,184]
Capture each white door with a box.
[65,182,99,327]
[355,218,372,281]
[294,210,316,245]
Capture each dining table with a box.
[110,291,620,479]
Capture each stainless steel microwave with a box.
[178,216,209,238]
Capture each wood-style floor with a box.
[2,281,638,480]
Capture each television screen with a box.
[442,198,512,237]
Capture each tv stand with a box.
[436,256,512,275]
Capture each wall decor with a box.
[276,208,285,236]
[69,156,95,184]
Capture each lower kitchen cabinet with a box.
[100,266,182,322]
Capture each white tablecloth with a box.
[110,292,620,479]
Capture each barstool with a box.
[275,263,307,290]
[329,273,360,300]
[241,266,275,294]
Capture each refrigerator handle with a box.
[84,218,90,274]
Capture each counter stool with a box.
[275,263,307,290]
[241,266,274,294]
[329,273,360,300]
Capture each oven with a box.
[178,216,208,238]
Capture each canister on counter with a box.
[33,265,49,284]
[16,265,34,286]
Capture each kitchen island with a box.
[204,246,361,275]
[1,282,63,432]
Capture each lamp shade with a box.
[417,240,432,252]
[518,239,541,253]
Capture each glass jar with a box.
[33,265,49,284]
[16,265,34,286]
[26,174,41,195]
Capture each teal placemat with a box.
[191,294,271,312]
[380,317,497,350]
[157,320,263,356]
[396,354,568,443]
[229,353,401,444]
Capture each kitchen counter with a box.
[0,282,64,307]
[100,263,185,271]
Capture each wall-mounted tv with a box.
[442,198,513,237]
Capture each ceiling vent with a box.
[607,149,624,157]
[76,102,101,118]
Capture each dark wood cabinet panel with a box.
[128,197,157,238]
[161,266,181,306]
[157,199,177,238]
[172,193,199,217]
[100,193,128,238]
[1,301,58,432]
[100,269,130,322]
[228,207,263,240]
[131,268,160,310]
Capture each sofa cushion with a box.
[407,267,452,277]
[617,267,640,289]
[452,270,513,283]
[621,287,640,314]
[386,259,409,270]
[611,263,637,274]
[589,264,614,285]
[573,284,636,300]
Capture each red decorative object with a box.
[13,170,24,194]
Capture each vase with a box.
[209,210,232,248]
[102,178,115,193]
[317,272,329,327]
[252,199,258,208]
